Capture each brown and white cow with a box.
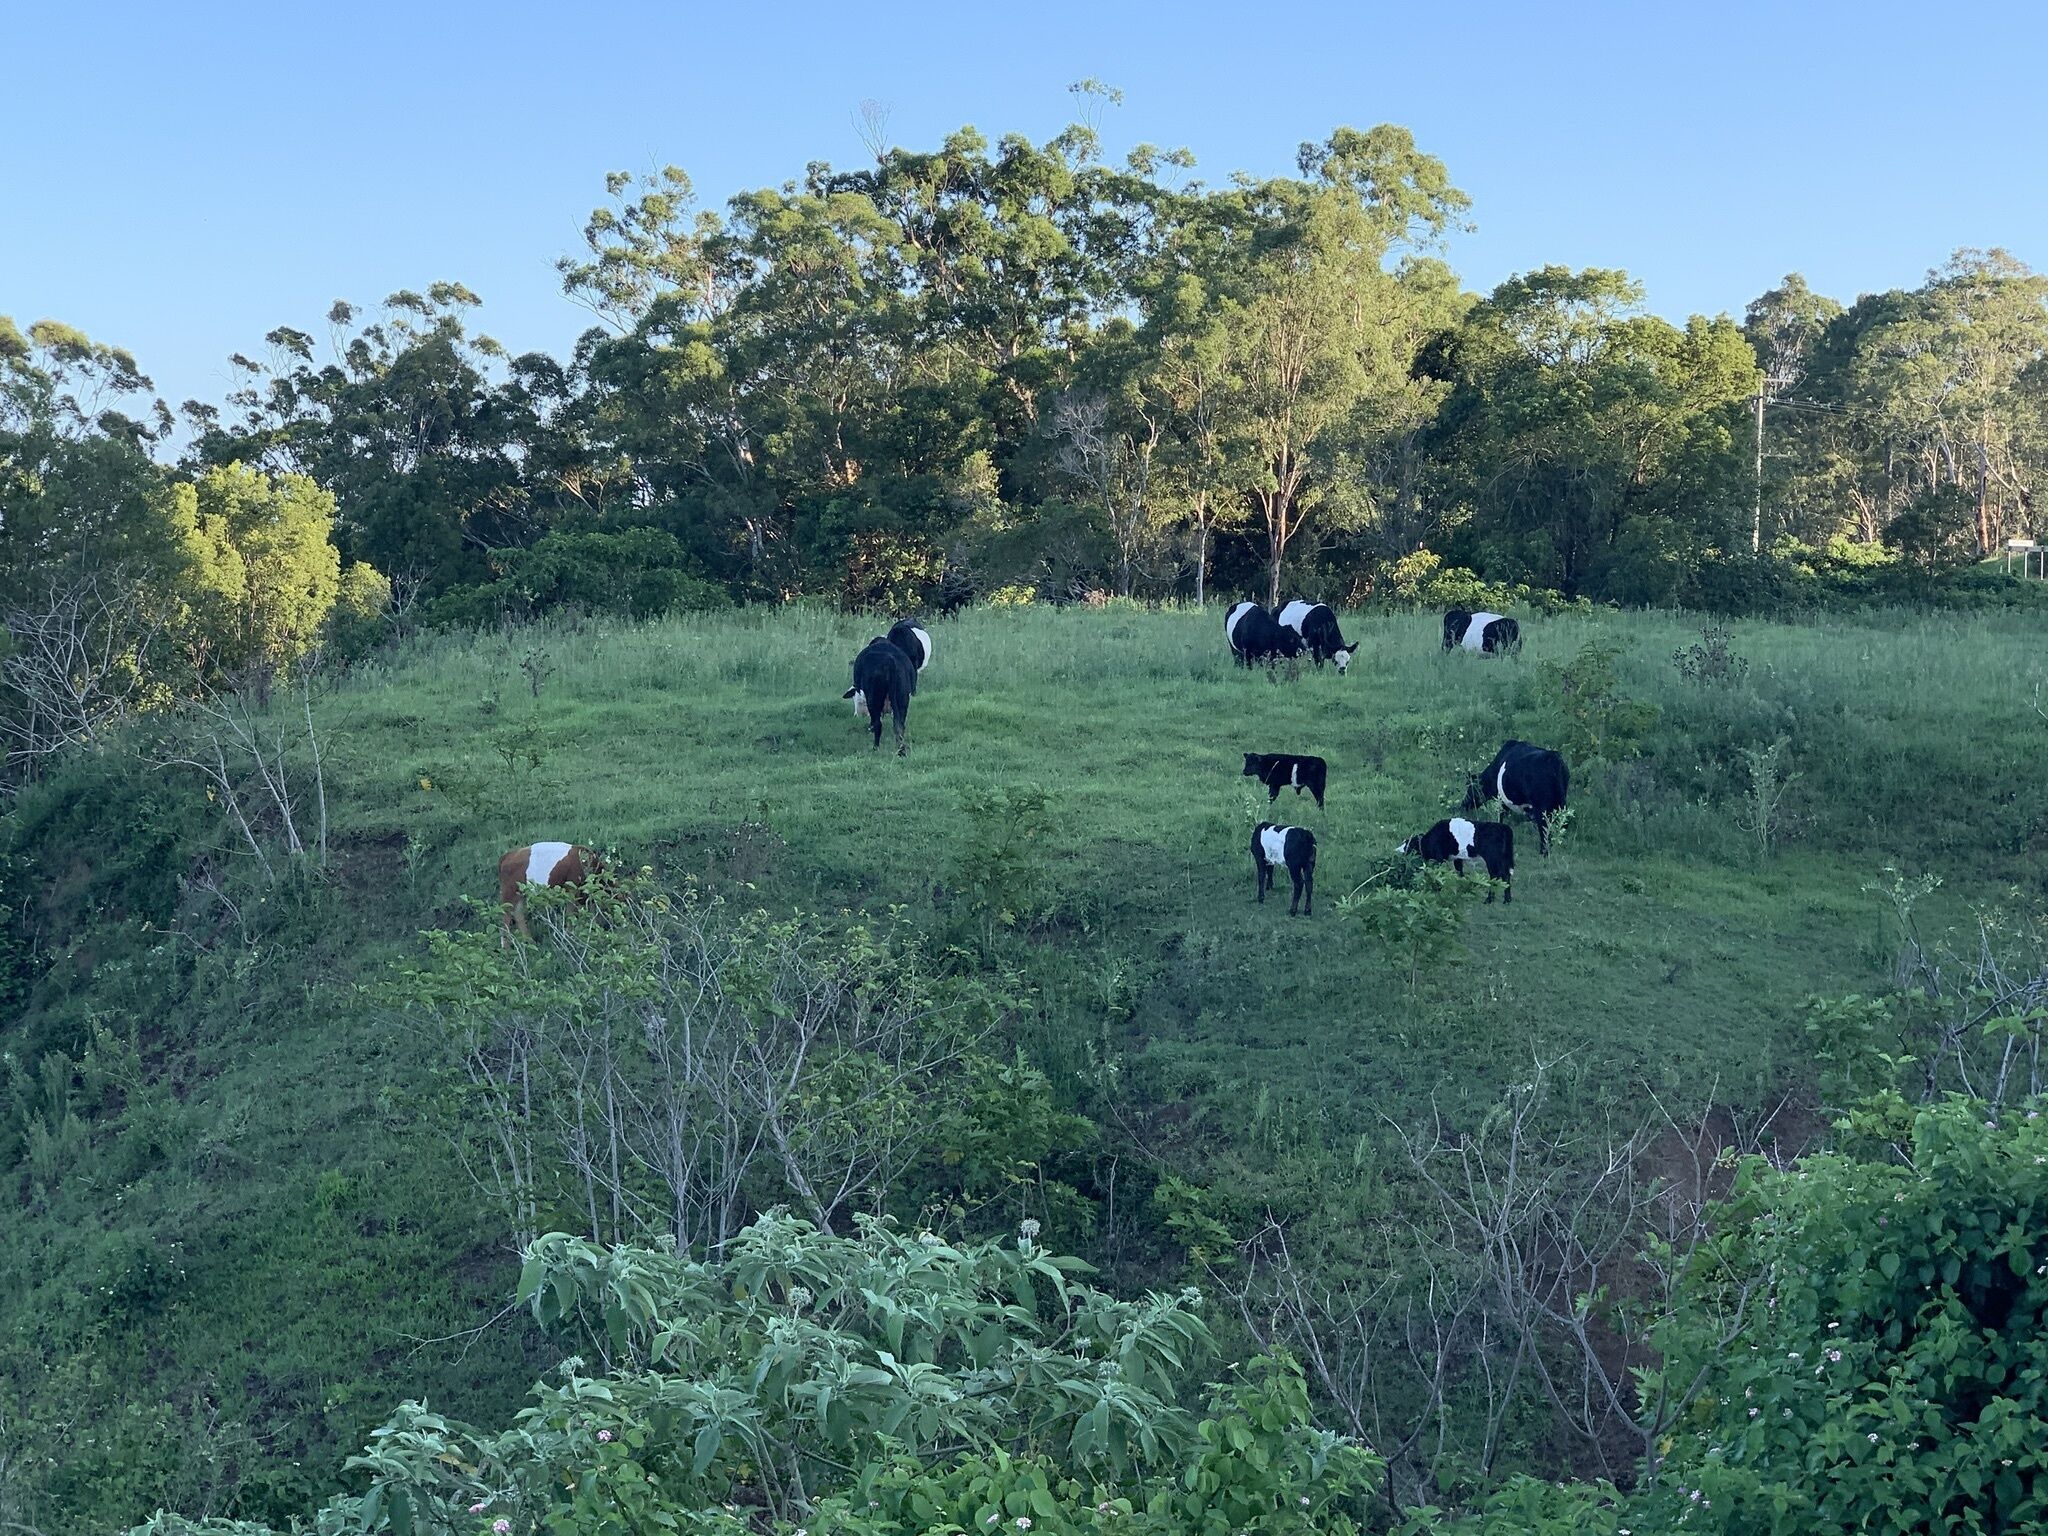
[498,841,601,947]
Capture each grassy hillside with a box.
[5,601,2045,1532]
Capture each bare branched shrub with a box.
[0,566,169,784]
[155,669,330,883]
[1221,1060,1797,1512]
[1051,391,1162,598]
[1875,869,2048,1107]
[398,887,993,1254]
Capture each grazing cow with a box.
[499,841,601,947]
[1243,751,1328,809]
[887,618,933,672]
[1396,817,1514,902]
[845,636,916,754]
[1276,601,1357,672]
[1464,740,1569,855]
[1443,610,1520,654]
[1252,822,1317,916]
[1226,601,1305,667]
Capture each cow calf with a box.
[1244,751,1328,809]
[1396,817,1514,902]
[1252,822,1317,916]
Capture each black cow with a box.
[1397,816,1514,902]
[1225,601,1305,667]
[1443,610,1520,654]
[1464,740,1569,855]
[844,636,916,755]
[1244,752,1327,809]
[887,619,933,672]
[1276,601,1356,672]
[1252,822,1317,916]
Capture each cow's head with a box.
[1395,835,1416,856]
[1243,753,1264,777]
[1332,645,1355,674]
[844,686,869,718]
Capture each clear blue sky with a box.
[5,0,2045,415]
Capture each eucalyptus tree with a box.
[1850,248,2048,554]
[1429,266,1758,597]
[183,284,534,589]
[1739,273,1846,547]
[1214,127,1469,606]
[0,315,170,585]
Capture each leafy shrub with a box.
[842,530,945,613]
[1643,1099,2048,1534]
[1340,862,1489,991]
[955,785,1055,951]
[1377,550,1589,617]
[1539,641,1659,763]
[128,1216,1376,1536]
[1734,735,1800,860]
[1672,623,1749,685]
[424,528,729,627]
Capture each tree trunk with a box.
[1977,432,1994,555]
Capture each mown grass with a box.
[6,599,2045,1531]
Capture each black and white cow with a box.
[1244,752,1328,809]
[1225,601,1305,667]
[1252,822,1317,915]
[1396,816,1514,902]
[1276,601,1357,672]
[1464,740,1569,856]
[886,618,933,672]
[844,636,916,755]
[1443,610,1520,654]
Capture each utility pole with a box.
[1752,389,1766,554]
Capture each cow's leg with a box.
[893,699,908,757]
[1537,813,1550,857]
[1269,782,1282,803]
[1288,866,1302,915]
[1255,859,1268,903]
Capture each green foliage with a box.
[1799,993,1909,1109]
[1378,550,1585,617]
[843,531,947,613]
[955,785,1055,952]
[1339,862,1488,991]
[1644,1099,2048,1534]
[1733,735,1799,860]
[1671,623,1749,686]
[161,462,343,678]
[1538,641,1659,763]
[424,528,729,628]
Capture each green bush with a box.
[423,528,729,627]
[1643,1098,2048,1534]
[1377,551,1589,617]
[126,1214,1376,1536]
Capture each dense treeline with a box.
[6,106,2048,780]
